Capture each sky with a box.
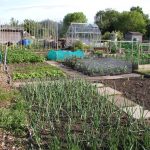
[0,0,150,23]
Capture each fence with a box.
[0,20,58,52]
[97,40,150,65]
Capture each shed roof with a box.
[126,32,143,35]
[0,25,24,31]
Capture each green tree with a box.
[102,31,111,40]
[130,6,143,14]
[10,17,19,26]
[95,9,120,34]
[117,11,146,34]
[130,6,150,39]
[23,19,39,37]
[62,12,87,36]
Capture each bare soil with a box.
[100,77,150,110]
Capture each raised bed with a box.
[2,48,45,64]
[9,62,66,81]
[64,57,132,76]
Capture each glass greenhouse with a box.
[66,23,101,49]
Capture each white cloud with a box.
[0,0,149,23]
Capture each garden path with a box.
[11,61,150,121]
[45,61,150,121]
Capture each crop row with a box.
[64,57,132,76]
[10,63,66,80]
[2,48,45,64]
[19,79,150,149]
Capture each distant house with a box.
[0,26,24,44]
[125,32,143,42]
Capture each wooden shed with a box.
[125,32,143,42]
[0,26,23,44]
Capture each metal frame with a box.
[66,23,101,50]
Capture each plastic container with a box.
[22,39,32,46]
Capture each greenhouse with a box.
[66,23,101,49]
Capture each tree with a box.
[117,11,146,34]
[95,9,120,34]
[10,17,19,26]
[130,6,150,39]
[23,19,39,37]
[130,6,143,14]
[62,12,87,36]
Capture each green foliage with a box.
[23,19,57,38]
[64,57,132,76]
[130,6,143,14]
[63,12,87,27]
[23,19,38,36]
[95,7,148,35]
[20,79,150,149]
[73,40,84,50]
[102,31,111,40]
[10,17,19,26]
[102,31,123,41]
[5,48,45,64]
[0,87,16,102]
[12,63,66,80]
[62,12,87,35]
[116,31,124,41]
[63,57,79,69]
[95,9,120,34]
[93,50,103,57]
[0,92,27,135]
[117,11,146,34]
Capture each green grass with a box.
[10,63,66,80]
[20,79,150,149]
[0,89,27,135]
[0,87,16,102]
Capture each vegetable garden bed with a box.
[64,57,132,76]
[2,48,45,64]
[19,79,150,149]
[9,63,66,81]
[100,77,150,110]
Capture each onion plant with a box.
[20,79,150,149]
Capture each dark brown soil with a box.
[100,77,150,110]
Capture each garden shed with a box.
[125,32,143,42]
[0,26,24,44]
[66,23,101,49]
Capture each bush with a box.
[93,50,103,57]
[73,40,84,50]
[62,57,79,69]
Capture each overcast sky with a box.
[0,0,150,23]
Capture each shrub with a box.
[73,40,84,50]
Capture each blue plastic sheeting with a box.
[47,50,84,61]
[21,39,32,46]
